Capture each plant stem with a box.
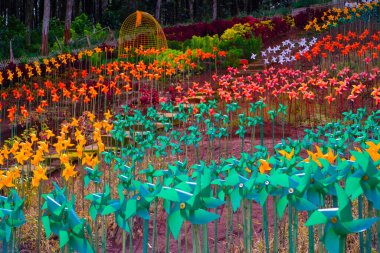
[143,219,149,253]
[288,204,293,253]
[192,224,201,253]
[358,195,364,253]
[151,199,158,253]
[308,211,314,253]
[36,183,42,253]
[273,196,278,253]
[263,201,269,253]
[202,224,208,253]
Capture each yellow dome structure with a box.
[118,11,167,58]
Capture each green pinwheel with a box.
[119,180,161,221]
[0,190,26,242]
[84,165,103,187]
[162,160,189,185]
[222,169,248,211]
[275,172,317,219]
[159,179,221,239]
[42,185,93,253]
[85,185,118,220]
[139,164,165,183]
[345,151,380,209]
[306,184,378,253]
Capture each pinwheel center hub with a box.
[310,178,314,183]
[288,188,294,194]
[239,183,243,188]
[362,175,369,181]
[331,217,338,223]
[180,203,186,209]
[137,196,141,201]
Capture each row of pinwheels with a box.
[74,105,380,252]
[0,100,379,252]
[304,0,379,32]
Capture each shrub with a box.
[183,35,220,52]
[219,36,262,63]
[220,23,252,41]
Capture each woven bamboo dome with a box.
[118,11,167,58]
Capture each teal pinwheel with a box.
[42,186,93,252]
[219,169,248,212]
[345,151,380,209]
[85,185,118,220]
[275,172,317,219]
[0,189,26,242]
[159,180,221,239]
[119,180,161,221]
[163,160,189,185]
[226,102,240,114]
[277,103,288,115]
[84,165,103,187]
[306,184,378,253]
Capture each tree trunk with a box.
[155,0,162,22]
[235,0,240,16]
[100,0,108,19]
[41,0,50,56]
[189,0,195,22]
[25,0,34,46]
[64,0,74,45]
[212,0,217,20]
[243,0,248,14]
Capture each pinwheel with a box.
[84,165,103,187]
[346,151,380,209]
[139,164,165,183]
[162,160,189,186]
[42,185,93,253]
[0,190,25,243]
[85,185,118,220]
[306,184,378,253]
[159,178,221,240]
[220,169,248,212]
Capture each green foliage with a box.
[167,40,184,51]
[0,15,27,59]
[291,0,331,9]
[183,35,220,53]
[71,13,93,38]
[219,35,262,60]
[101,9,123,30]
[220,23,252,41]
[155,49,183,65]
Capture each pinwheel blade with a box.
[342,218,379,233]
[188,209,219,225]
[323,227,341,253]
[168,210,184,240]
[305,210,328,226]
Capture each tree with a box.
[25,0,34,46]
[64,0,74,45]
[235,0,240,16]
[41,0,50,56]
[212,0,217,20]
[155,0,162,21]
[189,0,195,22]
